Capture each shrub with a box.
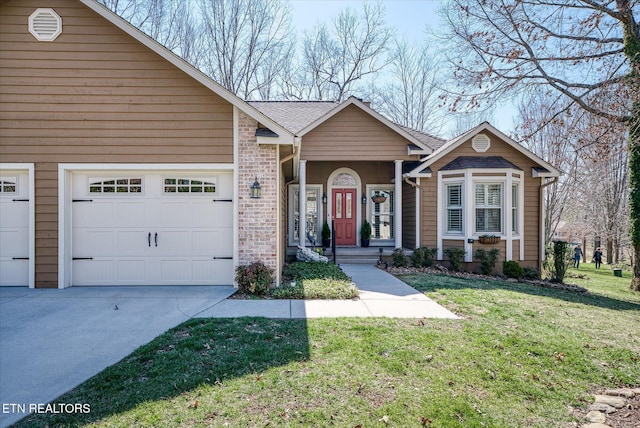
[412,247,438,268]
[271,278,358,300]
[474,248,501,275]
[545,241,572,283]
[282,261,349,281]
[235,261,274,295]
[523,266,540,280]
[392,248,409,267]
[444,247,466,272]
[503,260,525,279]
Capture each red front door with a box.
[333,188,356,245]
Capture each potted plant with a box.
[371,191,387,204]
[360,220,372,247]
[321,221,331,248]
[478,234,500,244]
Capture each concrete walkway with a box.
[196,264,459,319]
[0,265,456,427]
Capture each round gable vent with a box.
[472,134,491,153]
[29,8,62,42]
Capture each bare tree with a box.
[443,0,640,291]
[98,0,202,68]
[198,0,294,100]
[301,2,394,101]
[372,39,444,134]
[516,92,582,244]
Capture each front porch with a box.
[288,160,415,252]
[286,245,410,265]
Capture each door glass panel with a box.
[335,193,342,219]
[346,193,352,219]
[332,173,356,186]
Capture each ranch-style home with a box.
[0,0,560,288]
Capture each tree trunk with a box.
[607,237,614,265]
[633,245,640,291]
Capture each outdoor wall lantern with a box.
[361,195,367,204]
[322,193,327,204]
[250,177,261,199]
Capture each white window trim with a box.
[288,184,323,246]
[437,169,523,262]
[0,164,35,288]
[365,184,395,245]
[473,181,504,234]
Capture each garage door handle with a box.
[12,257,29,260]
[148,232,151,247]
[213,256,233,260]
[155,233,158,247]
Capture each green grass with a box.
[15,264,639,428]
[270,261,359,299]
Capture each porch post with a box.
[299,160,307,246]
[395,160,403,248]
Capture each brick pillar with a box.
[237,111,278,272]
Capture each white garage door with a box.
[71,171,233,286]
[0,171,30,286]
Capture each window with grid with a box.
[90,178,142,193]
[163,178,216,193]
[446,184,463,234]
[0,177,17,193]
[370,188,394,240]
[292,187,320,244]
[475,183,502,233]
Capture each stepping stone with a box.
[588,403,617,414]
[581,424,611,428]
[585,411,606,424]
[604,388,635,398]
[594,395,626,409]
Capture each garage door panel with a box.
[117,260,146,282]
[0,229,28,255]
[0,170,30,286]
[71,170,234,286]
[0,259,28,286]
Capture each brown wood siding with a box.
[402,181,416,249]
[1,0,234,287]
[419,132,542,264]
[301,104,418,161]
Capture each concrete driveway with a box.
[0,286,235,427]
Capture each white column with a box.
[394,160,403,249]
[299,160,307,246]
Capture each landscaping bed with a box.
[232,261,359,300]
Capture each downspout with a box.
[539,176,558,271]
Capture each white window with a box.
[0,177,17,193]
[163,178,216,193]
[368,186,394,241]
[446,184,463,234]
[289,185,322,245]
[475,183,502,233]
[89,178,142,194]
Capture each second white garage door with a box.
[71,171,233,286]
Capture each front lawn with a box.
[16,264,639,427]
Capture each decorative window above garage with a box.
[164,178,216,193]
[0,177,17,193]
[89,178,142,193]
[29,8,62,42]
